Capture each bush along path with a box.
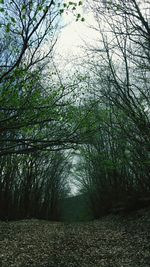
[0,208,150,267]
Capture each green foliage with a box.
[78,1,83,6]
[59,8,64,14]
[59,0,84,21]
[0,0,82,155]
[5,23,10,32]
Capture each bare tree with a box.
[86,0,150,189]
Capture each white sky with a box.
[54,0,150,71]
[54,1,99,70]
[54,1,99,194]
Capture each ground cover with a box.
[0,208,150,267]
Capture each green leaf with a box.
[78,1,82,5]
[38,5,43,11]
[44,6,49,12]
[0,0,4,4]
[11,17,16,23]
[22,14,26,19]
[6,23,10,32]
[21,4,26,12]
[0,7,4,12]
[60,9,64,14]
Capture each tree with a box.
[84,0,150,193]
[88,0,150,150]
[0,150,71,220]
[0,0,83,156]
[0,0,85,221]
[72,1,150,217]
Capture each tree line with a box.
[0,151,70,220]
[75,0,150,218]
[0,0,82,220]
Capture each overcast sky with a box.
[54,1,99,70]
[54,2,100,194]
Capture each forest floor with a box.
[0,208,150,267]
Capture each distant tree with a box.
[0,150,71,220]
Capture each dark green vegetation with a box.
[0,208,150,267]
[0,0,150,222]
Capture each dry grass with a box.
[0,208,150,267]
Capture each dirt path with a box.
[0,209,150,267]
